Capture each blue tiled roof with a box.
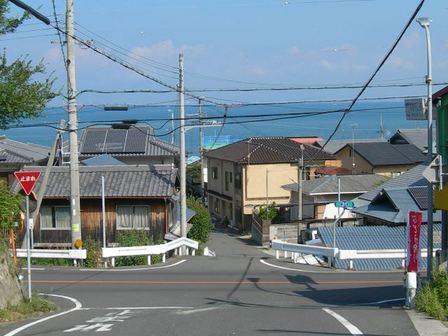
[318,224,441,270]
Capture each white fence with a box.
[272,239,439,270]
[15,249,86,265]
[102,237,199,267]
[272,240,338,260]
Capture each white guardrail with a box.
[272,239,439,270]
[15,249,87,260]
[271,240,339,260]
[102,237,199,267]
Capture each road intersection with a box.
[2,229,420,336]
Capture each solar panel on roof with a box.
[81,129,108,153]
[124,128,147,153]
[103,129,127,153]
[408,186,428,210]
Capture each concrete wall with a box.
[270,223,303,243]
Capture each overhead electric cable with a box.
[321,0,426,150]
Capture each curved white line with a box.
[260,259,402,274]
[260,259,332,273]
[322,308,363,336]
[77,259,188,272]
[3,294,82,336]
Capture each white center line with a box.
[322,308,363,336]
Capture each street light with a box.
[416,17,434,279]
[351,123,358,174]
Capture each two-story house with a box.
[204,137,337,231]
[334,142,426,176]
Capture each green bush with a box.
[416,271,448,321]
[84,238,101,268]
[115,230,151,267]
[258,204,278,221]
[31,258,71,267]
[187,197,213,243]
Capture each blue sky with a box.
[3,0,448,107]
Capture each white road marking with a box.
[260,259,329,273]
[260,258,402,274]
[78,259,187,272]
[3,294,82,336]
[176,306,222,315]
[322,308,363,336]
[103,306,194,310]
[65,309,134,333]
[364,298,405,305]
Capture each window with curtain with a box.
[117,205,150,229]
[40,206,71,229]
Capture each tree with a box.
[0,0,56,129]
[0,180,21,239]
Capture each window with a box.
[117,205,150,229]
[225,171,233,191]
[234,173,241,189]
[40,206,70,230]
[212,167,218,180]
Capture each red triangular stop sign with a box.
[14,171,41,196]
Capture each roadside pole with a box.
[25,195,31,300]
[101,176,106,249]
[179,53,186,256]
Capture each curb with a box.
[406,310,448,336]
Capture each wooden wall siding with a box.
[33,198,168,245]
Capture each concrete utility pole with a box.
[66,0,82,247]
[198,97,205,201]
[417,17,434,278]
[179,53,187,251]
[298,144,304,221]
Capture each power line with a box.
[321,0,426,150]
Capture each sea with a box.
[3,101,427,157]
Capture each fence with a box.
[271,239,439,270]
[15,249,86,266]
[102,237,199,267]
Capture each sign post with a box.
[14,171,41,300]
[406,211,422,308]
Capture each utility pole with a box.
[298,144,304,221]
[417,17,434,279]
[198,97,205,202]
[66,0,82,248]
[178,53,187,253]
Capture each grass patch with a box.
[416,271,448,321]
[0,293,56,322]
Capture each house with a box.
[67,125,179,166]
[12,165,178,247]
[282,174,388,221]
[334,142,426,176]
[0,136,49,185]
[388,128,435,153]
[204,137,337,231]
[315,138,386,154]
[352,164,441,226]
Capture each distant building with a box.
[64,125,179,166]
[204,137,337,231]
[334,142,426,176]
[388,128,436,153]
[0,136,49,185]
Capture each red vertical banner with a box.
[407,211,422,273]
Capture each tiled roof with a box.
[388,128,435,152]
[12,165,177,198]
[317,138,386,154]
[283,174,387,195]
[76,126,179,157]
[359,164,427,201]
[0,136,49,163]
[339,142,426,166]
[318,224,442,270]
[81,154,124,166]
[204,137,334,164]
[314,166,351,175]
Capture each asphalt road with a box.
[1,228,418,336]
